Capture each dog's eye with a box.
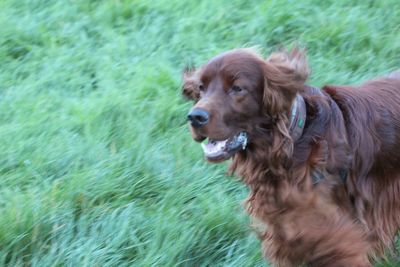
[199,84,205,91]
[231,85,243,93]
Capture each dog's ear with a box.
[262,47,309,114]
[182,66,200,102]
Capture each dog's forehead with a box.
[201,50,263,82]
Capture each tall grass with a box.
[0,0,399,266]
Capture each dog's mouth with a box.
[201,132,248,163]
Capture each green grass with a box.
[0,0,399,266]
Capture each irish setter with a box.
[182,48,400,266]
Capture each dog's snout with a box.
[188,108,209,127]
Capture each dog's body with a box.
[182,48,400,266]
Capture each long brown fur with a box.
[182,47,400,266]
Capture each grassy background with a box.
[0,0,399,266]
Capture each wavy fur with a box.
[183,48,400,266]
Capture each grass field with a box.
[0,0,399,266]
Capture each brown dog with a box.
[182,48,400,266]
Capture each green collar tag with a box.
[298,118,304,128]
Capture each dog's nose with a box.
[188,108,209,127]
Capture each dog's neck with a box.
[288,94,307,142]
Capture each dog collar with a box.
[289,94,307,142]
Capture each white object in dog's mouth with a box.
[200,132,248,162]
[201,139,228,157]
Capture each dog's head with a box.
[182,48,309,163]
